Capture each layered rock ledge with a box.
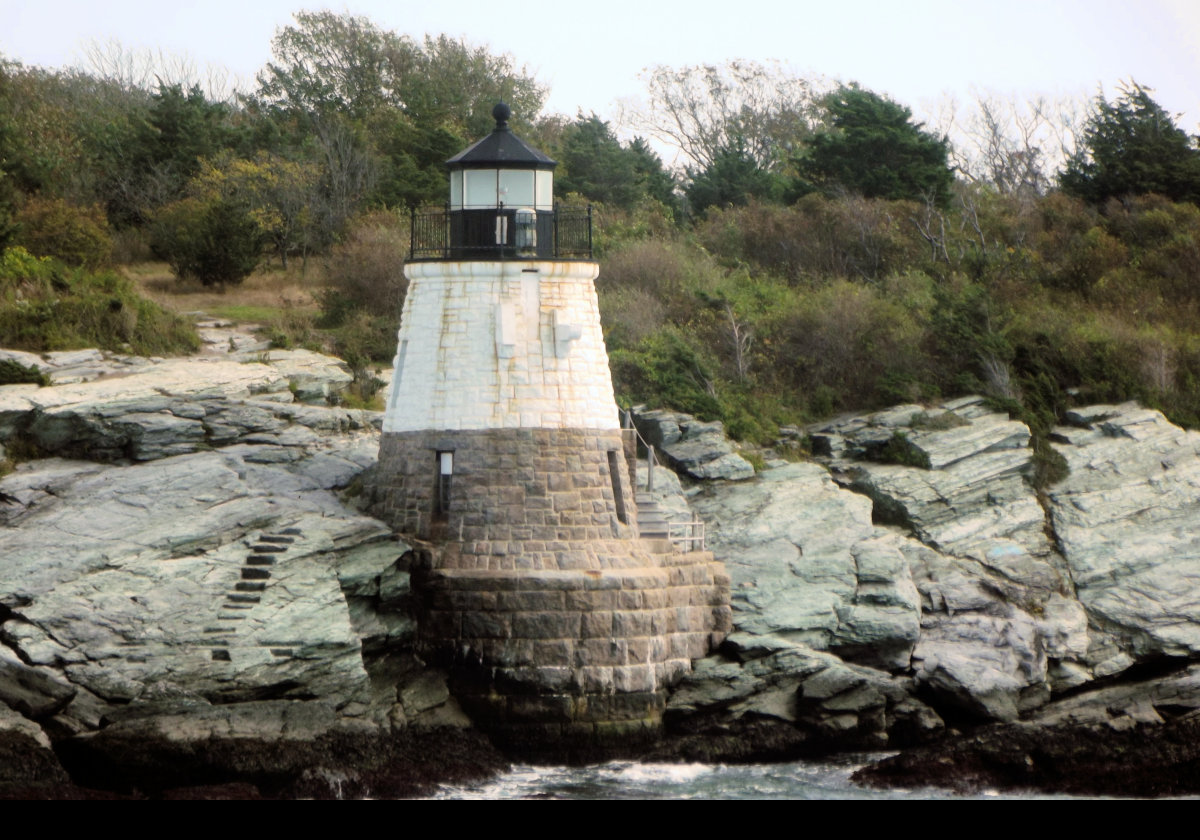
[648,397,1200,796]
[6,348,1200,795]
[0,346,478,797]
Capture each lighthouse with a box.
[375,105,729,752]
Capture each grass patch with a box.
[909,410,969,431]
[0,358,49,386]
[876,430,932,469]
[740,449,767,472]
[126,261,321,319]
[206,304,299,323]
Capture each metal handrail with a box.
[667,519,706,552]
[623,409,660,491]
[409,204,593,260]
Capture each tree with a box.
[190,152,321,268]
[151,195,262,286]
[102,81,238,227]
[685,140,784,215]
[794,85,954,206]
[0,60,148,208]
[251,12,546,219]
[627,137,679,209]
[404,35,545,138]
[1060,82,1200,205]
[627,61,822,172]
[254,11,410,122]
[254,13,544,132]
[558,114,676,210]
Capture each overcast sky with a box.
[4,0,1199,143]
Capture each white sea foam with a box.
[606,761,713,785]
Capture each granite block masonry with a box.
[373,105,729,750]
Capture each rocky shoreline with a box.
[4,336,1200,797]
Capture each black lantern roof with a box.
[446,103,556,171]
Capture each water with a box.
[430,756,1085,800]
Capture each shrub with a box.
[151,197,262,286]
[109,226,153,264]
[777,278,933,413]
[0,358,48,386]
[330,308,397,368]
[13,197,112,269]
[875,430,931,469]
[698,197,924,284]
[599,238,724,310]
[0,246,199,355]
[598,285,667,350]
[319,209,408,329]
[608,328,723,420]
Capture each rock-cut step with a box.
[208,527,303,661]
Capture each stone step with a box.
[226,593,261,604]
[280,528,302,536]
[257,535,294,545]
[251,544,288,553]
[241,568,271,580]
[246,555,276,565]
[236,581,267,592]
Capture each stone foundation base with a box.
[377,426,732,746]
[409,543,731,739]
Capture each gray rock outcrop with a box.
[0,355,374,464]
[1049,404,1200,658]
[0,345,462,793]
[659,396,1200,751]
[8,338,1200,794]
[632,408,755,481]
[690,462,920,671]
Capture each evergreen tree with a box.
[1060,82,1200,205]
[686,139,784,215]
[794,85,953,206]
[557,114,678,212]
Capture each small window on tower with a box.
[608,450,628,524]
[436,451,454,515]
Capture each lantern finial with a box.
[492,102,511,130]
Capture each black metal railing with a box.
[409,205,593,261]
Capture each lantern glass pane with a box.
[535,171,553,210]
[449,170,463,208]
[465,170,497,207]
[499,170,535,207]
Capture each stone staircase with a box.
[635,492,670,541]
[204,527,303,661]
[635,493,705,553]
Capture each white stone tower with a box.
[375,105,729,752]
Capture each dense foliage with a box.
[0,247,198,354]
[794,86,954,207]
[4,16,1200,450]
[598,184,1200,442]
[1061,82,1200,205]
